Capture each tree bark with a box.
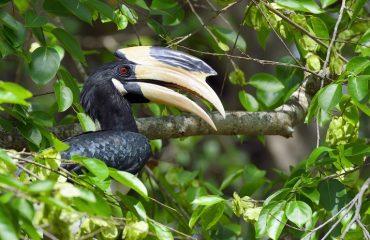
[0,78,313,151]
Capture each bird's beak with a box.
[114,46,225,130]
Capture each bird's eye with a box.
[118,66,130,76]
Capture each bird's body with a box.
[61,131,150,174]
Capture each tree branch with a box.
[0,79,312,151]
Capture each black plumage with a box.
[62,58,150,173]
[61,131,150,174]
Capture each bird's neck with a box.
[98,95,138,132]
[81,81,138,132]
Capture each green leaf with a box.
[0,81,32,105]
[120,4,137,24]
[120,195,147,220]
[266,201,287,240]
[351,0,367,20]
[12,199,34,222]
[285,201,312,227]
[58,68,80,104]
[301,188,320,205]
[125,0,149,10]
[353,99,370,116]
[240,164,266,196]
[229,68,247,86]
[257,26,270,49]
[192,195,224,206]
[74,156,109,180]
[320,0,337,8]
[57,0,92,23]
[109,169,148,199]
[24,11,47,28]
[0,173,24,189]
[30,111,54,128]
[54,80,73,112]
[0,149,16,172]
[151,222,173,240]
[210,26,247,51]
[19,220,40,240]
[18,124,42,146]
[305,146,333,169]
[189,205,206,229]
[356,29,370,57]
[52,28,86,64]
[202,202,224,230]
[220,168,244,190]
[346,57,370,77]
[147,19,166,36]
[29,47,60,85]
[344,142,370,157]
[85,0,114,20]
[114,10,128,30]
[50,134,69,152]
[161,4,185,26]
[305,88,320,123]
[151,0,177,10]
[348,75,369,103]
[318,83,342,110]
[256,203,273,237]
[250,73,285,92]
[77,113,96,132]
[239,91,259,112]
[310,17,329,43]
[0,206,19,240]
[0,11,26,48]
[318,179,347,214]
[12,0,28,13]
[26,180,55,193]
[276,0,324,14]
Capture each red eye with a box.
[118,66,129,76]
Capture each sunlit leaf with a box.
[109,169,148,199]
[77,113,96,132]
[73,156,109,180]
[276,0,324,14]
[318,83,342,111]
[26,180,55,193]
[250,73,285,92]
[285,201,312,227]
[348,75,369,103]
[54,80,73,112]
[320,0,337,8]
[192,195,224,206]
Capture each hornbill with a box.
[61,46,225,179]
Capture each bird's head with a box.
[81,46,225,130]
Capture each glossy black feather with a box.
[61,131,150,174]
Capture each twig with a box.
[177,45,330,80]
[144,166,190,221]
[302,198,355,239]
[323,162,370,180]
[316,0,347,148]
[340,177,370,239]
[321,0,347,78]
[261,1,347,63]
[167,0,242,46]
[253,0,302,67]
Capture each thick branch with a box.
[0,84,310,150]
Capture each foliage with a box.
[0,0,369,239]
